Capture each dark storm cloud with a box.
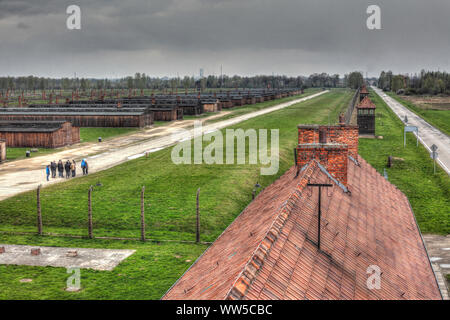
[0,0,61,18]
[0,0,449,77]
[16,22,31,29]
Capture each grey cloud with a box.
[0,0,449,77]
[16,22,30,29]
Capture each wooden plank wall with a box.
[152,109,178,121]
[0,114,153,128]
[0,140,6,162]
[0,124,80,148]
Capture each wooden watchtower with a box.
[359,85,369,102]
[357,96,376,135]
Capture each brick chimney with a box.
[326,125,358,159]
[296,123,359,187]
[298,125,319,144]
[297,124,358,159]
[297,143,349,186]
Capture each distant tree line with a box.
[378,70,450,95]
[0,72,375,91]
[0,72,352,91]
[344,72,364,89]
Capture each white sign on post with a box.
[430,144,438,174]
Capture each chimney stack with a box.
[297,124,358,159]
[297,143,349,187]
[296,123,359,187]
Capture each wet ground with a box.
[423,234,450,299]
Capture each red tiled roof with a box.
[360,86,369,94]
[358,96,376,109]
[163,157,441,300]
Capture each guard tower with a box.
[357,96,376,135]
[359,85,369,102]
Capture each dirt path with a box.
[372,87,450,175]
[0,91,328,200]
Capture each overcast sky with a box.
[0,0,449,78]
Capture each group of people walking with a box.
[45,159,89,181]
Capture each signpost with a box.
[404,125,419,147]
[430,144,438,174]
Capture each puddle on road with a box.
[16,181,36,185]
[430,257,443,262]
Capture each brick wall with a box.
[296,143,349,186]
[326,125,359,159]
[298,125,319,144]
[297,124,358,159]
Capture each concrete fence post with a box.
[141,186,146,242]
[37,185,42,235]
[88,186,93,239]
[196,188,200,243]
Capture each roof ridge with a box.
[358,96,376,108]
[225,161,318,300]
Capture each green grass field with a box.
[5,148,55,161]
[0,234,206,300]
[359,90,449,234]
[79,127,139,143]
[0,89,353,299]
[385,92,450,136]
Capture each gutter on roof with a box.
[405,197,444,300]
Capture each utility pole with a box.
[37,185,42,235]
[196,188,200,243]
[307,183,332,251]
[141,186,146,241]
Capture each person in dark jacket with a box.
[50,161,57,178]
[45,165,50,181]
[71,160,76,177]
[64,160,71,179]
[57,160,64,178]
